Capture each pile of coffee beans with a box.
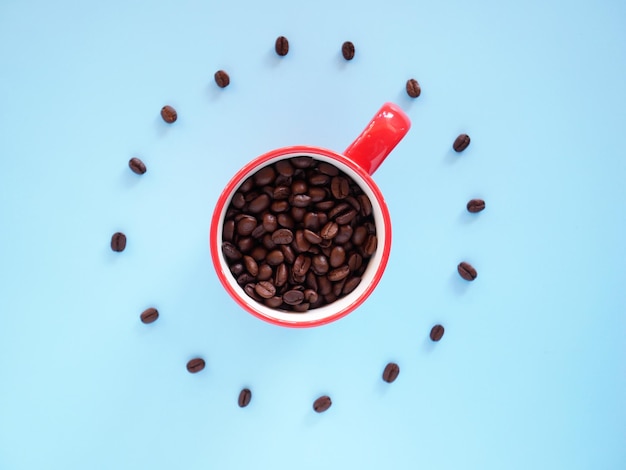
[221,156,378,313]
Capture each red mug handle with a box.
[343,102,411,175]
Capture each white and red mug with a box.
[210,102,411,327]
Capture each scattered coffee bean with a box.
[128,157,147,175]
[382,362,400,383]
[453,133,471,152]
[406,78,421,98]
[457,261,477,281]
[313,395,332,413]
[140,307,159,324]
[160,105,177,123]
[467,199,485,213]
[110,232,127,252]
[214,70,230,88]
[186,358,206,373]
[430,324,445,342]
[238,388,252,407]
[221,157,377,312]
[275,36,289,56]
[341,41,355,60]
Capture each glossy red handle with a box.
[343,102,411,175]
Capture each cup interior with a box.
[210,148,391,327]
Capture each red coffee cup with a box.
[210,102,410,327]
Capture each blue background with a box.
[1,0,625,468]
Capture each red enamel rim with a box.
[209,145,392,328]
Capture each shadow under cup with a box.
[210,147,391,328]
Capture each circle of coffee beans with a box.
[341,41,355,60]
[221,156,378,313]
[214,70,230,88]
[140,307,159,324]
[313,395,332,413]
[406,78,421,98]
[110,232,127,252]
[275,36,289,56]
[186,358,206,373]
[453,133,471,152]
[129,157,147,175]
[457,261,477,281]
[430,324,445,342]
[160,105,177,123]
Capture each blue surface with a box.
[1,0,625,468]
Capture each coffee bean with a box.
[342,276,361,294]
[231,192,245,209]
[110,232,127,252]
[254,166,276,186]
[283,289,305,305]
[341,41,355,60]
[236,215,257,236]
[243,255,259,276]
[430,324,445,342]
[277,213,294,228]
[293,254,312,276]
[358,194,372,216]
[275,159,294,176]
[328,265,350,282]
[313,395,332,413]
[331,176,350,199]
[406,78,421,98]
[251,224,266,239]
[271,200,290,213]
[320,221,339,240]
[266,249,285,266]
[274,263,288,286]
[351,226,368,246]
[222,242,242,260]
[244,283,262,301]
[467,198,485,213]
[248,194,271,213]
[214,70,230,88]
[262,213,278,232]
[294,231,311,252]
[291,156,314,168]
[334,225,353,244]
[186,358,205,373]
[382,362,400,383]
[329,246,346,267]
[238,388,252,407]
[265,296,283,308]
[230,263,244,276]
[273,186,291,200]
[237,236,255,253]
[291,194,312,207]
[237,273,255,286]
[272,228,294,245]
[311,254,330,275]
[362,235,378,257]
[453,134,471,152]
[140,307,159,324]
[457,261,477,281]
[223,220,235,242]
[303,229,322,244]
[255,281,276,299]
[275,36,289,56]
[281,245,296,264]
[160,105,177,123]
[128,157,147,175]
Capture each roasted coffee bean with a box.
[251,224,266,239]
[262,213,278,232]
[457,261,477,281]
[291,156,314,168]
[230,263,245,276]
[291,194,312,207]
[186,358,205,373]
[275,159,294,176]
[257,263,273,281]
[358,194,372,216]
[430,324,445,342]
[293,254,312,276]
[283,289,305,305]
[329,246,346,267]
[271,200,289,213]
[362,235,377,257]
[305,271,318,290]
[214,70,230,88]
[311,254,330,275]
[291,180,308,195]
[324,292,338,303]
[275,263,288,286]
[255,281,276,299]
[274,35,290,56]
[335,208,357,225]
[341,41,355,60]
[265,296,283,308]
[303,212,321,231]
[332,278,346,296]
[237,216,257,236]
[313,395,332,413]
[317,275,332,295]
[303,229,322,244]
[315,200,335,211]
[334,225,353,244]
[243,255,259,276]
[262,233,277,250]
[277,213,294,228]
[347,253,363,272]
[231,192,245,209]
[453,134,471,152]
[237,273,256,286]
[272,228,294,244]
[266,249,285,266]
[352,226,368,246]
[331,176,350,199]
[238,388,252,407]
[328,265,350,282]
[129,157,147,175]
[303,289,319,303]
[244,283,263,301]
[222,242,242,260]
[273,186,290,200]
[237,237,255,253]
[382,362,400,383]
[140,308,159,324]
[280,245,296,264]
[294,230,311,252]
[467,199,485,213]
[307,187,327,202]
[406,78,421,98]
[342,276,361,295]
[309,173,330,186]
[254,166,276,186]
[111,232,127,252]
[160,105,177,123]
[223,220,235,242]
[248,194,271,213]
[320,221,339,240]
